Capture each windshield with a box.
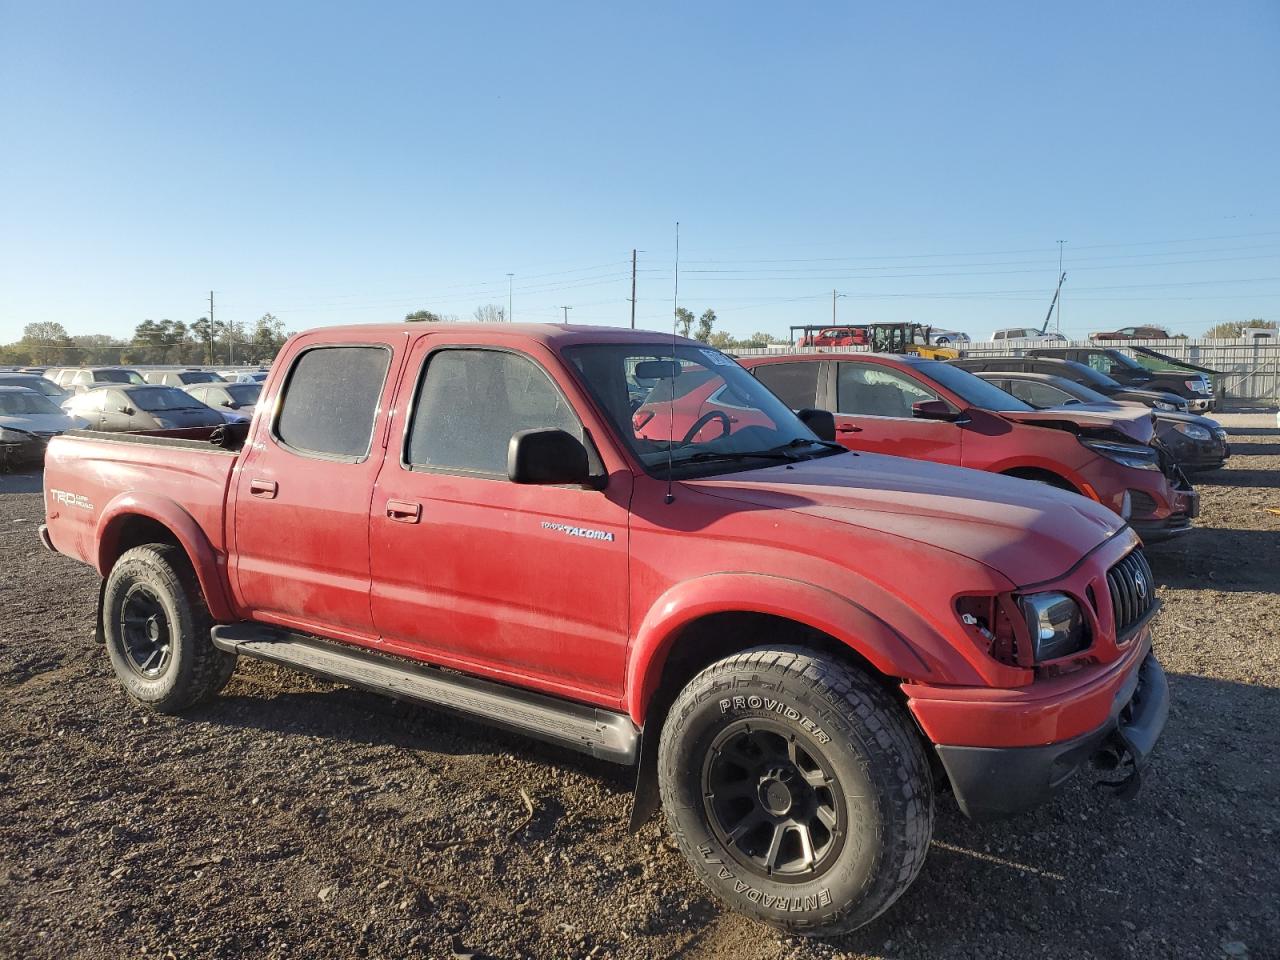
[912,360,1032,412]
[95,369,146,384]
[0,391,63,416]
[1064,360,1122,389]
[564,343,840,478]
[0,376,63,398]
[226,383,261,405]
[130,387,204,411]
[1104,350,1145,371]
[182,371,225,383]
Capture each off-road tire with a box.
[658,646,933,936]
[102,544,236,712]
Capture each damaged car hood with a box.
[997,405,1155,444]
[685,452,1127,586]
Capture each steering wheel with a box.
[681,410,732,445]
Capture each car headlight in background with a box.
[1019,592,1089,661]
[1153,401,1176,411]
[1080,438,1162,470]
[1172,422,1211,441]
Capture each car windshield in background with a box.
[95,369,145,384]
[226,383,261,405]
[1063,361,1123,389]
[184,371,225,383]
[565,343,841,478]
[0,391,63,415]
[129,387,203,412]
[914,360,1033,412]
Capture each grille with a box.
[1107,549,1155,637]
[1128,490,1158,517]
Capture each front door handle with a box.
[249,478,278,499]
[837,423,863,434]
[386,499,422,523]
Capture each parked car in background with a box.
[183,381,260,421]
[929,328,970,345]
[972,371,1229,473]
[144,369,228,387]
[53,366,147,394]
[740,352,1198,540]
[234,370,269,383]
[0,373,71,403]
[41,322,1170,935]
[949,356,1190,412]
[17,367,48,376]
[794,325,867,347]
[0,386,87,467]
[62,384,227,432]
[989,327,1067,344]
[1089,325,1172,341]
[1026,347,1213,411]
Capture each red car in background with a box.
[739,353,1199,540]
[795,325,867,347]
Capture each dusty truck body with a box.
[41,323,1168,936]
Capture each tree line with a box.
[0,314,291,367]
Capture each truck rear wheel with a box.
[658,646,933,936]
[102,544,236,713]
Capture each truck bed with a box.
[42,428,243,573]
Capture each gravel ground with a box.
[1,427,1277,960]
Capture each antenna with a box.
[665,222,679,505]
[1041,271,1067,333]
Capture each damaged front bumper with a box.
[932,652,1170,819]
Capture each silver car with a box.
[0,373,71,403]
[63,385,226,432]
[183,381,261,422]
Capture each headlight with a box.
[1173,422,1211,441]
[1080,438,1162,470]
[1153,401,1175,411]
[1019,592,1089,661]
[0,427,27,442]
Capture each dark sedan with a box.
[950,355,1189,412]
[62,385,227,432]
[974,371,1229,472]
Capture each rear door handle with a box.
[386,499,422,523]
[249,478,278,499]
[837,424,863,434]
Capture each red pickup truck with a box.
[41,323,1168,936]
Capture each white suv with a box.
[989,327,1068,344]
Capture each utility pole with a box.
[630,249,638,328]
[559,306,573,323]
[507,273,514,322]
[831,289,847,325]
[1056,240,1066,333]
[208,290,215,365]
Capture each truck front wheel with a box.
[102,544,236,713]
[658,646,933,936]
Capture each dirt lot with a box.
[2,426,1278,960]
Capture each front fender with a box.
[623,572,985,726]
[96,492,236,621]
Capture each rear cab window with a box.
[273,345,393,460]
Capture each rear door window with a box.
[274,345,392,460]
[752,362,820,410]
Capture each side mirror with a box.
[912,399,961,421]
[796,408,836,441]
[118,405,135,416]
[220,399,238,408]
[508,428,591,486]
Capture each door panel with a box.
[832,361,963,464]
[370,339,632,703]
[231,339,402,639]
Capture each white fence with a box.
[734,339,1280,402]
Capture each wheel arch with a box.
[96,494,235,621]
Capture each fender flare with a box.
[623,572,970,726]
[95,492,236,622]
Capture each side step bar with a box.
[211,623,639,765]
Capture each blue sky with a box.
[2,1,1277,343]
